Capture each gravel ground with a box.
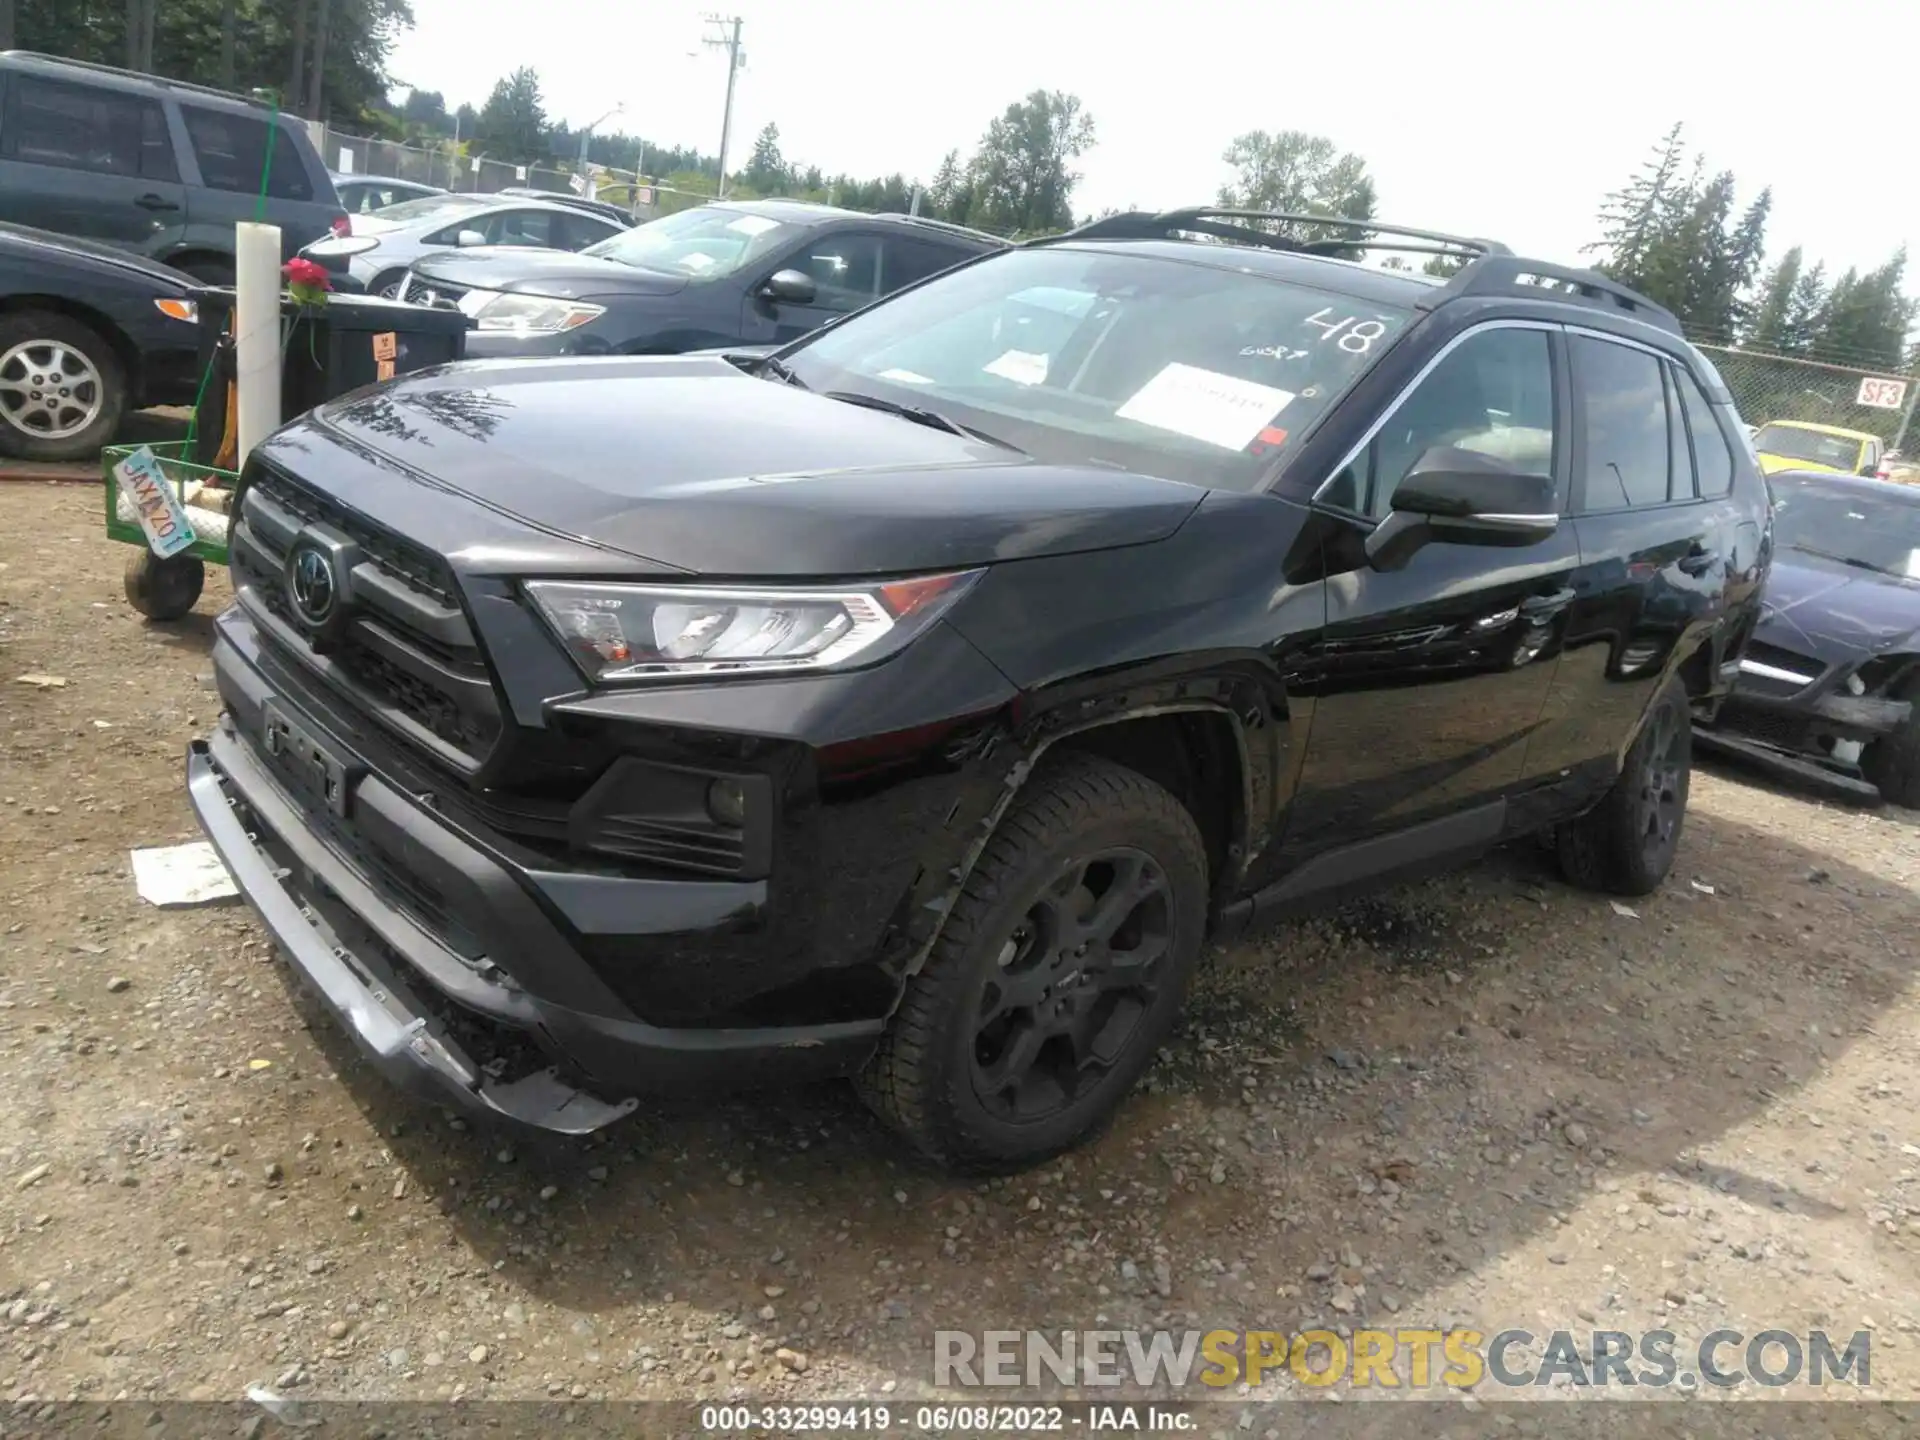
[3,481,1919,1420]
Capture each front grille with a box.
[403,272,469,311]
[230,466,503,771]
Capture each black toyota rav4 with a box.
[188,209,1772,1170]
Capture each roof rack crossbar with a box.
[2,50,274,107]
[1152,209,1513,258]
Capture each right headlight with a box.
[525,571,981,684]
[469,292,605,333]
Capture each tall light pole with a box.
[701,15,744,197]
[577,103,624,196]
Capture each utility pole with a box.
[701,15,744,198]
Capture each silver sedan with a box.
[304,193,628,297]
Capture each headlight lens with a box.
[469,292,605,332]
[525,571,980,683]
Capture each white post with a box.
[234,222,283,467]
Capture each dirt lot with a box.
[4,480,1920,1420]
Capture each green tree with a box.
[739,123,788,195]
[1810,251,1915,369]
[1590,122,1687,283]
[472,65,546,162]
[962,90,1094,236]
[927,148,971,224]
[1217,129,1375,235]
[1747,245,1803,352]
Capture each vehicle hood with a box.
[1755,550,1920,661]
[409,248,689,300]
[306,356,1204,576]
[0,221,192,290]
[1758,452,1852,477]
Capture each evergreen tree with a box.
[472,66,546,162]
[1747,245,1802,352]
[740,123,788,195]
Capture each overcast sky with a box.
[389,0,1916,290]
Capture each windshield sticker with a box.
[1241,344,1310,362]
[1247,426,1289,457]
[1302,307,1392,354]
[679,252,715,271]
[879,367,934,385]
[1906,549,1920,579]
[1115,363,1296,450]
[726,214,782,236]
[983,349,1050,386]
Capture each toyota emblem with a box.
[288,544,337,626]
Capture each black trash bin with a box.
[186,288,473,466]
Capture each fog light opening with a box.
[706,778,747,829]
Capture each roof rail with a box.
[1438,254,1682,335]
[873,212,1011,247]
[1050,208,1510,263]
[1,50,277,108]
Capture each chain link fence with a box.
[1695,343,1918,463]
[309,123,713,219]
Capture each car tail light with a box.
[330,214,352,238]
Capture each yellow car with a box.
[1749,420,1885,477]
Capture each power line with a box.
[700,15,744,198]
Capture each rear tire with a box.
[124,550,205,621]
[371,270,409,299]
[1862,683,1920,809]
[1556,677,1691,896]
[0,311,127,462]
[858,754,1208,1173]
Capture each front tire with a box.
[859,754,1208,1172]
[371,270,409,299]
[1556,677,1691,896]
[0,312,127,462]
[1861,679,1920,809]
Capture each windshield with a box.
[583,205,802,278]
[781,246,1414,490]
[357,193,486,229]
[1754,424,1867,470]
[1770,476,1920,580]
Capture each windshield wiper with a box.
[759,354,808,389]
[1786,543,1897,577]
[823,390,1023,452]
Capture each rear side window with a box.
[0,76,177,181]
[179,105,313,201]
[1673,365,1735,498]
[1574,336,1671,511]
[883,236,975,293]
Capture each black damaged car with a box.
[186,208,1771,1170]
[1699,470,1920,806]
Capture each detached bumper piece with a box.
[1701,687,1911,807]
[188,735,638,1134]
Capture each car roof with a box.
[1759,420,1881,442]
[0,49,277,116]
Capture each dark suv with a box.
[187,208,1771,1170]
[398,200,1005,357]
[0,51,344,281]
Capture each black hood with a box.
[302,356,1204,577]
[1755,549,1920,662]
[409,247,689,300]
[0,222,193,290]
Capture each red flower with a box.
[282,258,332,290]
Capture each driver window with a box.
[795,234,881,311]
[1324,326,1556,518]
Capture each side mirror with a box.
[455,229,487,248]
[758,268,816,305]
[1364,447,1558,572]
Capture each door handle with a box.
[1520,587,1576,618]
[1678,545,1715,577]
[134,193,179,211]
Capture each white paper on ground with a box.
[132,842,238,907]
[1114,362,1294,450]
[982,349,1050,386]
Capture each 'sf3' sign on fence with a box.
[114,446,197,559]
[1857,376,1909,411]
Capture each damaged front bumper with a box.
[188,735,639,1133]
[1698,683,1912,801]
